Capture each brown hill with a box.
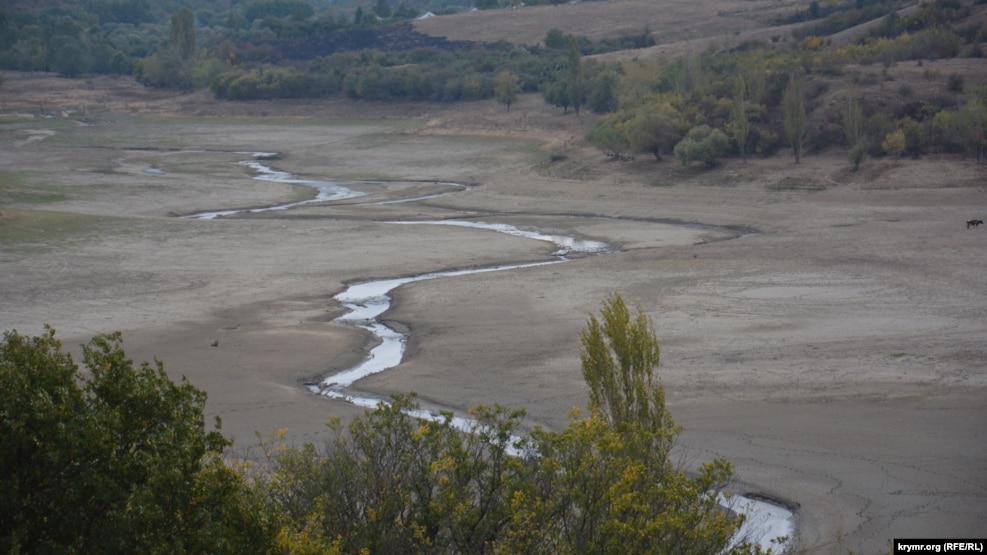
[412,0,807,49]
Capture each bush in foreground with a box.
[0,327,277,554]
[261,295,765,553]
[2,296,768,553]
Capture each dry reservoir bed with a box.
[1,87,986,553]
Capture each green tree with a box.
[257,296,762,553]
[739,52,767,106]
[169,7,196,62]
[782,73,809,163]
[494,70,520,111]
[674,124,730,166]
[0,327,277,554]
[865,112,896,156]
[588,70,619,114]
[580,294,666,432]
[731,75,752,162]
[138,48,193,90]
[587,120,630,159]
[544,28,566,49]
[900,117,925,158]
[263,394,530,554]
[260,297,759,553]
[525,294,745,553]
[959,87,987,162]
[49,33,92,77]
[567,35,585,115]
[882,128,906,159]
[544,79,571,114]
[625,101,684,162]
[843,79,864,147]
[849,142,866,170]
[374,0,393,19]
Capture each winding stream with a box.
[188,153,794,550]
[188,154,368,220]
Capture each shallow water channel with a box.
[189,153,794,550]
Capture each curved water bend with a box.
[313,218,616,393]
[188,154,367,220]
[388,220,614,257]
[311,260,561,393]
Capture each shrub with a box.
[849,142,866,170]
[751,127,781,157]
[674,125,730,166]
[947,72,964,93]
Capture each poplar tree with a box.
[566,36,584,115]
[731,75,751,163]
[580,294,670,436]
[169,7,196,61]
[782,74,808,163]
[843,79,864,147]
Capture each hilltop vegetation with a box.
[2,0,984,165]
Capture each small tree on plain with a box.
[494,71,520,111]
[882,129,907,160]
[566,36,584,115]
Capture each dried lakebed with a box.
[184,154,793,550]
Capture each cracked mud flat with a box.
[1,73,985,553]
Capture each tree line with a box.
[1,296,778,554]
[583,0,987,167]
[2,0,984,165]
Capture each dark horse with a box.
[967,219,984,229]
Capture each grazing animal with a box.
[210,340,219,347]
[967,219,983,229]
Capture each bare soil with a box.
[2,72,986,554]
[413,0,806,50]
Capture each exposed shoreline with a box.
[2,74,985,554]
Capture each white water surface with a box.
[188,155,366,219]
[319,260,560,389]
[388,220,614,257]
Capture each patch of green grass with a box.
[0,209,110,253]
[0,172,69,206]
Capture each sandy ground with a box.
[2,73,986,553]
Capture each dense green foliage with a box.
[0,327,278,554]
[1,0,984,164]
[1,296,773,553]
[581,0,987,167]
[258,295,764,554]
